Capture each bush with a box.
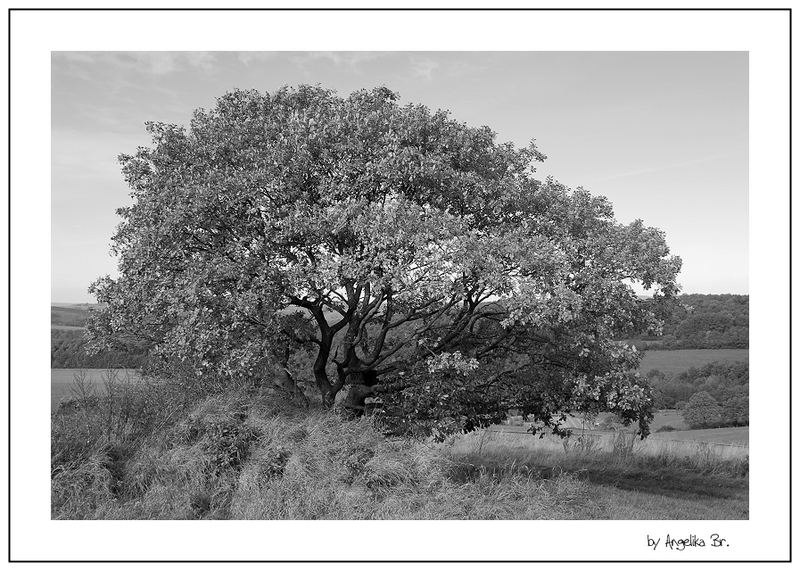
[682,391,723,429]
[53,386,274,520]
[51,371,248,519]
[52,372,189,474]
[656,425,676,432]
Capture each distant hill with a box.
[628,294,748,350]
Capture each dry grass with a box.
[52,381,748,520]
[475,428,749,463]
[52,389,605,520]
[447,428,748,507]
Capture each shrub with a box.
[51,372,196,474]
[51,373,262,519]
[682,391,723,429]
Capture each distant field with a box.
[650,426,749,446]
[502,410,688,433]
[51,368,141,411]
[479,425,747,459]
[638,349,748,374]
[649,409,688,431]
[484,425,748,459]
[495,412,749,446]
[51,305,90,328]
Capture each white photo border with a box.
[7,6,791,563]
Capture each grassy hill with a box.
[51,384,748,520]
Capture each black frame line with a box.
[8,5,791,564]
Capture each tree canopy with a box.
[682,391,723,429]
[88,85,681,437]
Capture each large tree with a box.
[88,86,681,436]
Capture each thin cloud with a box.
[125,52,218,75]
[290,52,384,74]
[591,153,733,184]
[410,57,440,80]
[237,52,279,66]
[54,52,219,77]
[53,52,97,65]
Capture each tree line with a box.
[627,294,748,350]
[646,361,748,428]
[52,329,146,369]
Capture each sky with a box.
[52,51,748,302]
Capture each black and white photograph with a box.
[8,7,791,563]
[50,49,750,522]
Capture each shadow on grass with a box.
[566,465,747,500]
[445,453,748,501]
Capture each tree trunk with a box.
[315,368,336,408]
[340,368,377,417]
[342,383,374,415]
[313,331,337,408]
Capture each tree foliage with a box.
[681,391,723,429]
[647,361,748,427]
[88,85,681,437]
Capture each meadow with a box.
[51,304,91,328]
[485,426,748,459]
[650,426,748,445]
[638,349,748,375]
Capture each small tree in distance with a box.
[88,85,681,438]
[682,391,723,429]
